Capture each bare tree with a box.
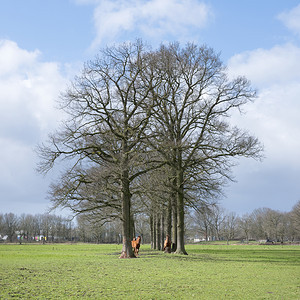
[37,41,263,256]
[249,208,266,240]
[238,214,252,243]
[249,208,289,242]
[209,206,226,240]
[19,214,34,242]
[37,41,160,258]
[191,204,214,241]
[264,209,287,242]
[290,200,300,240]
[149,43,263,254]
[2,213,18,242]
[222,212,238,243]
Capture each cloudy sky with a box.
[0,0,299,217]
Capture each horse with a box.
[131,236,141,257]
[163,234,171,253]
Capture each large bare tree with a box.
[149,43,263,254]
[37,41,159,258]
[38,41,263,256]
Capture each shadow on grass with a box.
[136,247,300,265]
[105,249,165,258]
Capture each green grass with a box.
[0,243,299,299]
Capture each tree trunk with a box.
[150,214,154,249]
[176,192,187,254]
[167,197,172,238]
[156,211,161,250]
[161,209,165,250]
[175,164,187,255]
[205,223,209,242]
[119,166,135,258]
[131,215,135,239]
[172,192,177,252]
[152,213,157,249]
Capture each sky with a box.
[0,0,300,217]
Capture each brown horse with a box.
[163,234,171,253]
[131,236,141,257]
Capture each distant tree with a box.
[238,214,252,242]
[19,214,35,242]
[290,200,300,240]
[249,208,267,240]
[209,206,226,240]
[222,212,238,243]
[191,204,214,241]
[263,209,283,241]
[249,208,290,242]
[2,213,18,242]
[277,212,289,243]
[0,214,4,237]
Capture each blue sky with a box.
[1,0,300,217]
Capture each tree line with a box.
[0,213,72,243]
[1,200,299,244]
[37,41,263,257]
[187,200,300,243]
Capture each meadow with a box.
[0,243,299,299]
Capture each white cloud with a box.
[225,39,300,214]
[227,43,300,168]
[77,0,213,49]
[227,43,300,88]
[0,40,68,214]
[278,4,300,36]
[0,40,40,76]
[227,4,300,173]
[0,40,67,142]
[138,0,211,37]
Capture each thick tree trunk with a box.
[119,167,135,258]
[175,162,187,255]
[176,192,187,254]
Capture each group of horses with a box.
[131,234,172,257]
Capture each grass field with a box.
[0,243,299,299]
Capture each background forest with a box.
[1,200,299,246]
